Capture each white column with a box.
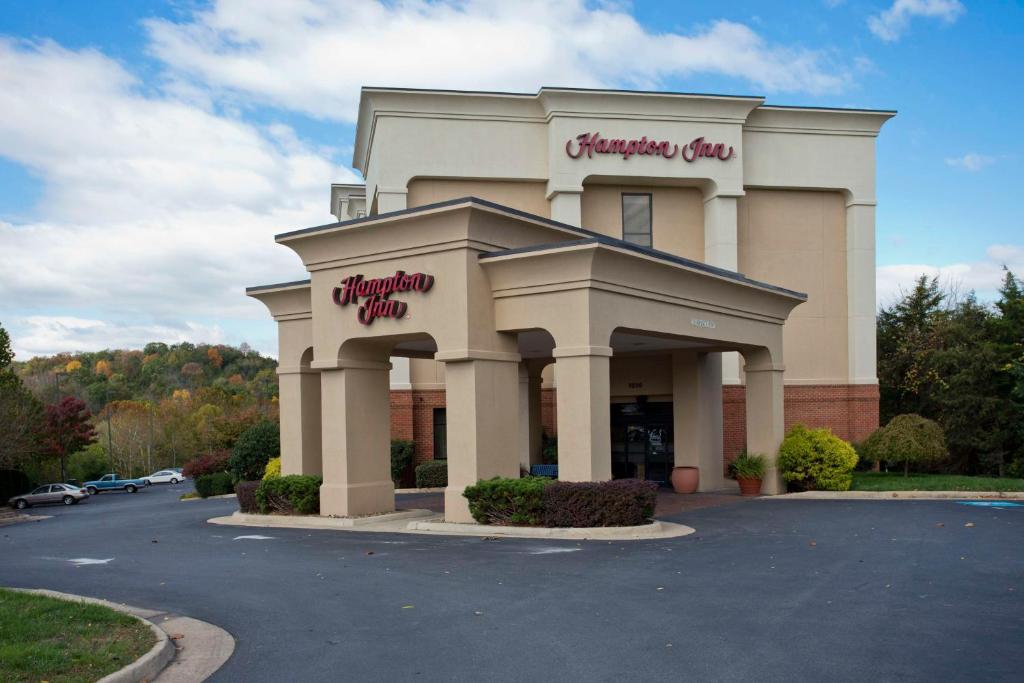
[277,367,322,477]
[672,352,725,491]
[846,200,878,384]
[744,358,786,495]
[549,190,582,226]
[704,194,742,385]
[553,346,612,481]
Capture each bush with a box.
[1008,459,1024,479]
[182,450,231,478]
[464,476,550,525]
[729,451,767,480]
[236,480,260,513]
[415,460,448,488]
[542,479,658,527]
[262,456,281,481]
[68,444,110,483]
[777,424,859,491]
[194,471,235,498]
[391,439,415,485]
[256,475,322,515]
[861,414,948,476]
[229,420,280,482]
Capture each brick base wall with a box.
[390,384,879,472]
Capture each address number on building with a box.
[690,318,716,329]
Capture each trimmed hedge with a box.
[415,460,447,488]
[542,479,658,528]
[262,456,281,481]
[462,477,658,527]
[777,424,859,491]
[229,420,280,482]
[256,475,322,515]
[194,471,234,498]
[235,481,260,513]
[861,414,947,475]
[464,476,550,525]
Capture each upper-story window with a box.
[621,193,652,247]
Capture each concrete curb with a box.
[768,490,1024,500]
[0,513,51,526]
[395,487,445,494]
[12,589,174,683]
[407,519,696,540]
[181,493,237,502]
[210,509,435,529]
[208,510,695,541]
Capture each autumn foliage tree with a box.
[44,396,98,481]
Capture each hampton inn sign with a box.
[332,271,435,325]
[565,132,735,161]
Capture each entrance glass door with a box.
[611,402,674,484]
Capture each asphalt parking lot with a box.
[2,485,1022,682]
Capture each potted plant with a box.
[670,466,699,494]
[729,451,767,496]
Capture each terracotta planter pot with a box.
[737,477,763,496]
[670,466,699,494]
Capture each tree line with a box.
[0,329,279,488]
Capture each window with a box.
[432,408,447,461]
[621,193,652,247]
[32,486,48,495]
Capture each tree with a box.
[229,420,280,481]
[0,321,47,469]
[44,396,99,481]
[862,414,947,476]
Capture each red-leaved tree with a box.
[45,396,98,482]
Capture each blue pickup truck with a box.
[83,473,150,495]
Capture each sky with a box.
[0,0,1021,359]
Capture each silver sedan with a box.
[8,483,89,509]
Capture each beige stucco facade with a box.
[249,86,892,522]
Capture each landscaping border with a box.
[769,490,1024,500]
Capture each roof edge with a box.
[245,279,311,294]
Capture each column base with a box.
[444,487,474,523]
[320,481,395,517]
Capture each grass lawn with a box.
[0,588,154,683]
[852,471,1024,492]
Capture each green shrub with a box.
[229,420,280,481]
[194,471,235,498]
[463,476,551,525]
[1008,459,1024,479]
[391,439,415,485]
[777,424,859,491]
[415,460,447,488]
[262,456,281,481]
[542,479,658,527]
[861,414,948,476]
[256,475,322,515]
[68,443,110,483]
[729,451,767,480]
[235,480,260,513]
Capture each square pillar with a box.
[744,360,786,494]
[518,361,544,472]
[549,190,582,226]
[672,351,725,491]
[553,346,612,482]
[317,360,395,517]
[846,200,877,384]
[376,187,408,214]
[277,367,322,476]
[437,353,521,522]
[704,194,742,385]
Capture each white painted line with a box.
[232,535,275,540]
[527,547,581,555]
[68,557,114,565]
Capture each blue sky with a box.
[0,0,1020,358]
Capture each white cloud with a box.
[144,0,851,124]
[877,244,1024,307]
[0,38,358,358]
[945,152,995,171]
[868,0,965,42]
[11,316,227,358]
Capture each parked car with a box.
[9,483,89,509]
[143,469,188,485]
[83,474,150,495]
